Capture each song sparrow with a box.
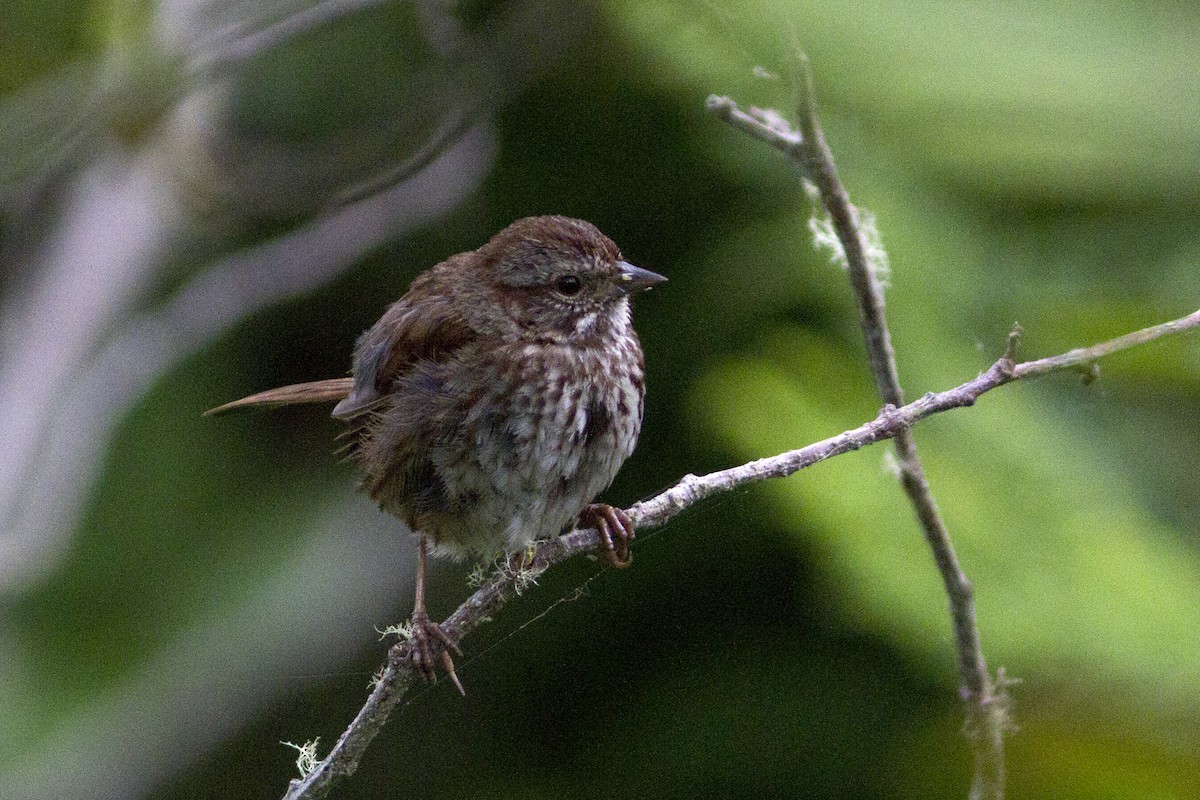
[208,215,665,692]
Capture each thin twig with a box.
[281,308,1200,800]
[1013,312,1200,378]
[711,64,1006,795]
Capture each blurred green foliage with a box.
[2,1,1199,798]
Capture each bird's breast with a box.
[435,333,644,552]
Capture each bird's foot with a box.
[410,610,465,696]
[580,503,635,568]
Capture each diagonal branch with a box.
[281,308,1200,800]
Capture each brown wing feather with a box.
[332,265,478,419]
[204,378,353,416]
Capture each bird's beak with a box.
[616,261,667,294]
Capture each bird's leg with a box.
[410,534,464,695]
[579,504,635,568]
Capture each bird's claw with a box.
[580,503,635,568]
[410,611,465,695]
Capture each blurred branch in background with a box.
[0,0,485,588]
[0,2,593,796]
[282,299,1200,800]
[188,0,398,77]
[0,0,590,589]
[0,122,494,590]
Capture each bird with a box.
[207,215,665,692]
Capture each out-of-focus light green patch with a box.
[901,702,1200,798]
[1005,711,1200,799]
[1163,241,1200,299]
[97,0,156,55]
[692,323,1200,719]
[606,0,1200,199]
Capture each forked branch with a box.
[710,68,1011,796]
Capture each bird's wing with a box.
[332,280,477,420]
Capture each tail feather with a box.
[204,378,353,416]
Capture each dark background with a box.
[2,1,1199,798]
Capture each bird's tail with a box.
[204,378,353,416]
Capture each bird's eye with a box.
[554,274,582,296]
